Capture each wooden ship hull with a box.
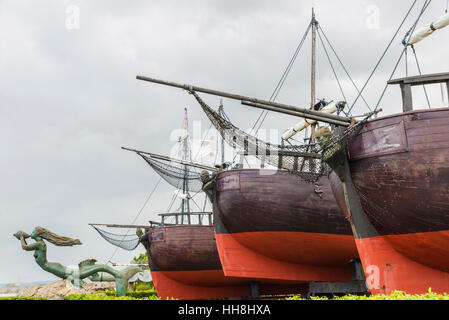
[146,225,308,299]
[329,107,449,295]
[213,169,359,283]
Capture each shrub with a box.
[0,297,47,300]
[134,281,154,291]
[127,290,157,299]
[286,288,449,300]
[98,289,157,299]
[65,292,160,300]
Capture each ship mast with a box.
[310,8,317,143]
[181,108,190,220]
[300,9,319,172]
[218,99,225,165]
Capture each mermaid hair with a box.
[34,226,82,246]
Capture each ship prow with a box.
[327,72,449,295]
[205,168,365,295]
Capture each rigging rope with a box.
[405,45,409,77]
[139,154,204,193]
[411,45,432,108]
[317,25,372,113]
[190,197,203,212]
[188,90,329,183]
[251,22,312,136]
[104,176,163,264]
[94,226,142,251]
[347,0,420,114]
[316,28,348,109]
[97,108,215,257]
[322,0,434,171]
[374,45,409,112]
[167,188,180,212]
[202,193,207,212]
[192,120,214,163]
[373,0,432,112]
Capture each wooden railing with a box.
[388,72,449,112]
[152,212,213,226]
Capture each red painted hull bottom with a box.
[215,232,357,282]
[357,233,449,295]
[151,270,308,300]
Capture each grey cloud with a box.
[1,0,448,284]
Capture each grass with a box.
[286,288,449,300]
[0,291,161,301]
[64,293,160,300]
[134,282,154,291]
[0,281,160,301]
[4,288,449,300]
[0,297,47,300]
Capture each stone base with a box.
[17,280,116,300]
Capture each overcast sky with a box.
[1,0,448,284]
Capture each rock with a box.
[17,280,116,300]
[0,284,21,295]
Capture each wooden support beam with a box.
[157,212,212,217]
[237,150,321,159]
[388,72,449,86]
[447,81,449,107]
[121,147,219,172]
[89,223,151,229]
[400,84,413,112]
[389,72,449,111]
[241,101,350,127]
[136,75,351,125]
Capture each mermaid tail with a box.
[87,265,142,296]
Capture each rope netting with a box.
[189,91,329,183]
[320,116,370,169]
[93,226,142,251]
[321,0,434,166]
[138,153,204,193]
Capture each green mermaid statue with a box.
[14,227,141,296]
